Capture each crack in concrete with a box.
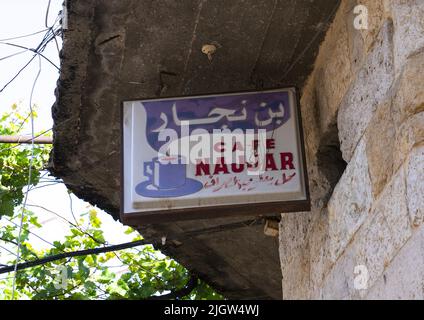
[180,0,207,94]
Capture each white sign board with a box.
[121,88,309,224]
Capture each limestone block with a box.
[392,51,424,127]
[355,165,412,288]
[366,223,424,300]
[365,100,395,197]
[346,0,390,74]
[314,0,353,133]
[407,146,424,227]
[391,0,424,74]
[338,20,394,162]
[318,143,414,300]
[321,248,357,300]
[355,211,394,291]
[279,212,311,267]
[394,111,424,171]
[322,162,411,299]
[279,212,313,300]
[378,167,411,250]
[300,78,321,160]
[359,0,390,53]
[328,139,373,263]
[308,210,333,295]
[281,251,311,300]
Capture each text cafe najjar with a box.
[122,88,310,224]
[196,138,296,180]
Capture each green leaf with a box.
[29,216,42,228]
[89,209,102,228]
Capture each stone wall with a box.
[279,0,424,299]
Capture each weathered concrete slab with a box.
[50,0,340,299]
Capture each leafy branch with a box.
[0,106,222,300]
[0,239,154,275]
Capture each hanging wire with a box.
[0,54,37,94]
[25,204,109,247]
[25,182,63,192]
[0,1,69,299]
[0,49,28,62]
[0,245,20,258]
[45,0,52,28]
[68,192,79,227]
[0,42,60,70]
[0,29,49,42]
[11,54,42,300]
[0,14,62,94]
[3,217,57,249]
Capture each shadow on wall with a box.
[316,121,347,201]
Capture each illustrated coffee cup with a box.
[143,156,186,190]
